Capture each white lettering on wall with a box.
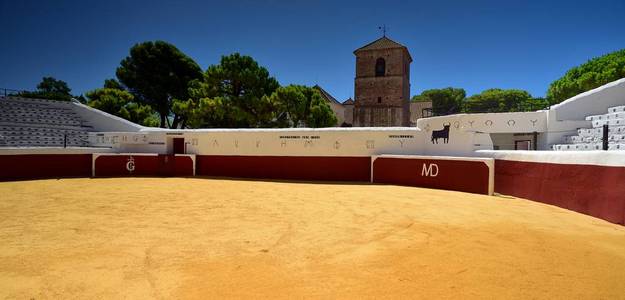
[421,163,438,177]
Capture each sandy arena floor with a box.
[1,178,624,299]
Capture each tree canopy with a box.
[265,85,337,128]
[18,77,73,101]
[86,85,159,127]
[174,53,280,128]
[116,41,203,128]
[547,49,625,104]
[463,89,547,113]
[412,88,465,116]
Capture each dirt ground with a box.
[1,178,624,299]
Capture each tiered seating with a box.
[0,96,91,147]
[553,105,625,151]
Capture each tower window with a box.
[375,58,385,77]
[377,97,382,103]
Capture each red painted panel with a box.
[372,157,490,195]
[196,155,371,182]
[0,154,92,181]
[94,155,160,177]
[174,156,194,177]
[495,160,625,225]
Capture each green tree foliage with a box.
[86,87,159,127]
[175,53,280,128]
[104,78,123,90]
[116,41,203,128]
[18,77,73,101]
[547,49,625,104]
[412,88,465,115]
[463,89,546,113]
[265,85,337,128]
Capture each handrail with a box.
[0,87,28,97]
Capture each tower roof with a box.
[353,36,412,61]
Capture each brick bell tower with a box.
[353,35,412,127]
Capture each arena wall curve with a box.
[478,150,625,225]
[2,130,625,225]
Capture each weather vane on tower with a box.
[378,24,387,37]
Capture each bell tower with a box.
[353,36,412,127]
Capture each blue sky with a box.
[1,0,624,102]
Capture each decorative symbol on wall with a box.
[399,140,405,148]
[126,156,135,173]
[256,140,261,148]
[212,140,219,147]
[192,138,198,146]
[234,140,239,148]
[530,119,538,126]
[334,141,341,149]
[453,121,460,129]
[142,135,148,142]
[424,124,431,132]
[132,135,138,142]
[304,140,313,148]
[431,123,451,144]
[281,141,287,148]
[468,120,475,127]
[366,140,375,149]
[484,120,493,126]
[507,119,516,126]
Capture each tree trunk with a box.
[160,113,166,128]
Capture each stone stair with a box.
[553,105,625,151]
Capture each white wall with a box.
[416,111,548,134]
[92,125,498,157]
[71,101,144,132]
[549,78,625,121]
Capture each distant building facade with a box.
[352,36,412,127]
[317,36,430,127]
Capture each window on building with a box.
[375,58,385,77]
[377,97,382,103]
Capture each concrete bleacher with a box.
[0,96,91,147]
[553,105,625,151]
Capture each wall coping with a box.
[476,150,625,167]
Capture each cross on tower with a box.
[378,25,387,37]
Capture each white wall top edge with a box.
[0,147,115,155]
[373,154,494,163]
[476,150,625,167]
[139,127,423,133]
[93,153,158,157]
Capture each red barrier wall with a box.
[0,154,92,181]
[372,156,492,195]
[495,159,625,225]
[196,155,371,182]
[94,155,194,177]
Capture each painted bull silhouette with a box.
[431,122,450,144]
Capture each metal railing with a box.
[1,87,28,97]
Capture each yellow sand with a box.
[1,178,624,299]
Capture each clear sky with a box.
[1,0,624,102]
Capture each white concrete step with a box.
[577,126,625,137]
[608,105,625,113]
[609,143,625,150]
[591,118,625,128]
[552,143,602,151]
[585,112,625,121]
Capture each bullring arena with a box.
[2,79,625,298]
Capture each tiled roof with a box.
[313,85,341,105]
[343,98,354,105]
[353,36,407,53]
